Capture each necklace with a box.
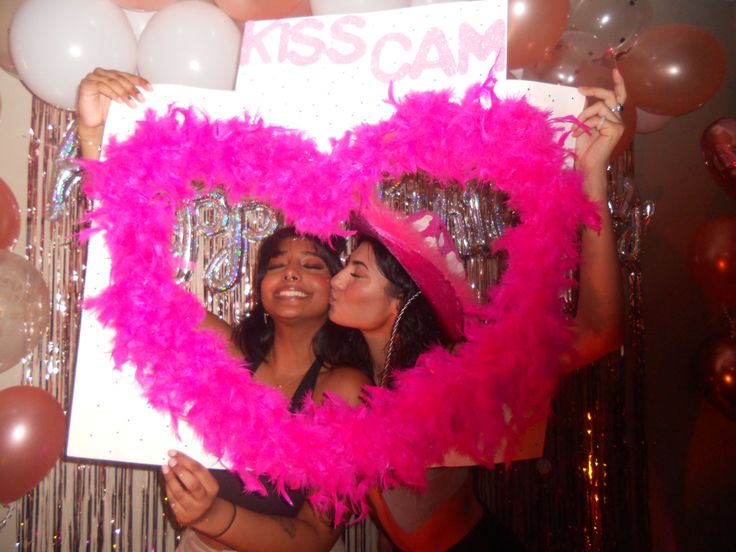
[273,372,304,390]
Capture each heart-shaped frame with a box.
[83,81,596,515]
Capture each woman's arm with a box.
[163,368,370,552]
[567,69,627,369]
[76,68,151,160]
[163,451,343,552]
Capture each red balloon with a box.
[687,217,736,306]
[0,177,20,250]
[617,24,725,116]
[701,117,736,199]
[0,386,66,503]
[694,334,736,421]
[507,0,569,69]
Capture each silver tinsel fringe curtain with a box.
[15,100,651,551]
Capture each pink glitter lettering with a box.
[409,27,457,79]
[287,19,327,66]
[457,20,505,74]
[371,33,412,83]
[241,20,285,64]
[326,15,367,64]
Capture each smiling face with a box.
[259,237,333,325]
[329,241,400,338]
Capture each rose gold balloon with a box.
[0,177,20,250]
[687,217,736,306]
[214,0,300,21]
[618,24,725,116]
[701,117,736,199]
[507,0,569,69]
[0,386,66,503]
[113,0,176,10]
[694,335,736,421]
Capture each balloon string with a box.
[0,504,15,532]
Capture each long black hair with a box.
[358,236,451,372]
[232,227,372,377]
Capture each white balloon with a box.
[9,0,137,110]
[138,1,242,90]
[635,108,673,134]
[124,8,155,39]
[310,0,411,16]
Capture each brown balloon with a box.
[687,217,736,306]
[0,386,66,503]
[617,24,725,116]
[701,117,736,199]
[694,334,736,421]
[507,0,569,69]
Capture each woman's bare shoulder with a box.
[315,366,373,407]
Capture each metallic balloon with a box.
[687,216,736,306]
[694,334,736,421]
[701,117,736,199]
[49,121,83,222]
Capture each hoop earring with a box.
[380,290,422,388]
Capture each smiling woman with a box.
[166,227,373,552]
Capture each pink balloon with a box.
[112,0,176,10]
[214,0,300,21]
[0,386,66,503]
[0,177,20,250]
[618,24,726,116]
[635,108,673,134]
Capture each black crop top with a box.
[210,357,322,517]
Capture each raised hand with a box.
[76,68,152,158]
[574,68,627,176]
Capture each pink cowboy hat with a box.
[351,203,475,342]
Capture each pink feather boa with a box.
[81,80,597,518]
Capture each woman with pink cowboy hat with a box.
[328,72,628,550]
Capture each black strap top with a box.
[210,357,323,517]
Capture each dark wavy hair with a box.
[358,236,451,373]
[233,227,372,377]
